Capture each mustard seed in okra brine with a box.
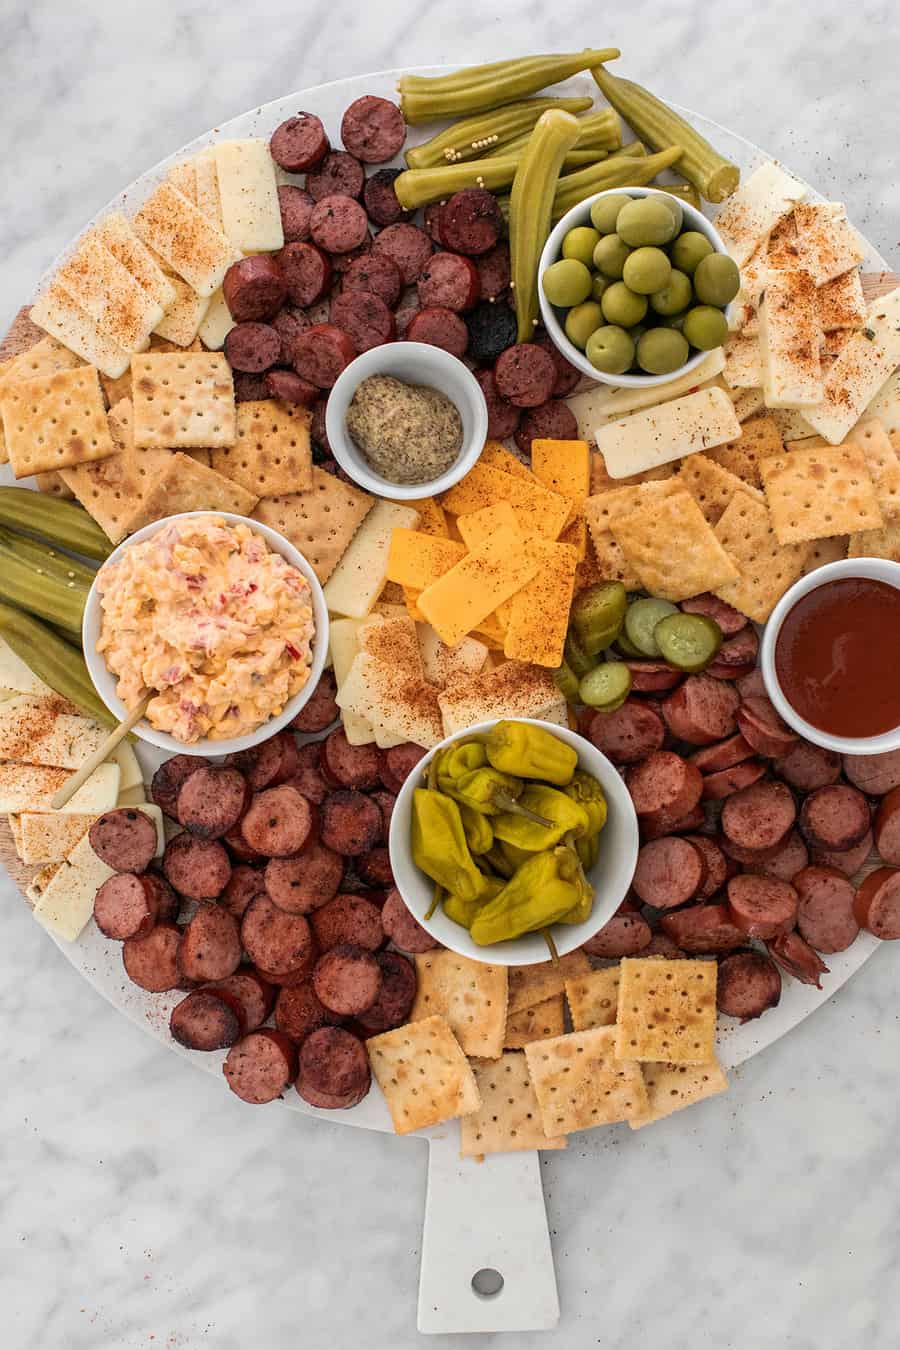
[397,49,620,123]
[404,96,593,169]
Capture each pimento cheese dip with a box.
[96,517,315,743]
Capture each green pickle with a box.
[397,50,620,123]
[553,658,580,702]
[571,580,627,655]
[579,661,632,709]
[625,596,678,657]
[654,612,723,672]
[404,96,594,169]
[564,629,595,677]
[510,109,581,341]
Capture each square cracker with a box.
[705,415,783,488]
[848,519,900,562]
[460,1054,567,1155]
[524,1027,648,1134]
[628,1057,729,1130]
[34,471,74,499]
[565,967,622,1032]
[211,400,312,498]
[611,489,739,603]
[583,477,683,535]
[759,443,882,544]
[678,453,765,526]
[124,452,257,532]
[251,467,374,585]
[846,419,900,518]
[713,491,811,622]
[507,950,591,1016]
[60,398,172,543]
[503,995,565,1050]
[366,1014,481,1135]
[131,351,236,449]
[615,958,717,1065]
[585,527,642,590]
[410,951,508,1059]
[1,366,114,477]
[802,535,849,573]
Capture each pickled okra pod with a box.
[656,181,703,209]
[552,146,684,219]
[592,65,740,202]
[487,106,621,159]
[394,155,521,211]
[404,96,593,169]
[0,602,119,726]
[397,48,621,123]
[609,139,647,158]
[510,108,581,342]
[0,486,112,560]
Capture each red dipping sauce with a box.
[774,577,900,738]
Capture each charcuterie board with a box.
[2,66,897,1335]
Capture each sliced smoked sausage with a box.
[799,784,871,851]
[794,865,860,953]
[310,892,384,952]
[292,323,357,387]
[494,343,557,408]
[283,743,330,805]
[716,950,782,1021]
[309,193,370,254]
[683,834,728,901]
[163,834,231,900]
[380,887,439,953]
[329,290,395,352]
[224,322,282,374]
[406,306,469,357]
[765,931,829,988]
[170,989,244,1051]
[178,904,242,983]
[874,786,900,865]
[439,188,503,256]
[93,873,159,941]
[736,696,798,758]
[241,894,315,977]
[689,734,754,775]
[581,912,653,958]
[340,96,406,163]
[700,758,767,801]
[340,250,403,308]
[725,873,798,938]
[631,837,705,909]
[721,781,796,852]
[626,750,703,824]
[473,369,521,441]
[312,943,382,1016]
[176,766,249,839]
[224,1029,299,1104]
[122,922,182,992]
[661,674,740,745]
[745,828,809,883]
[810,829,874,878]
[417,253,480,312]
[277,184,315,242]
[151,754,210,818]
[306,150,365,202]
[320,791,383,856]
[270,113,330,173]
[240,785,316,857]
[372,222,433,284]
[842,748,900,796]
[89,808,158,873]
[774,741,842,792]
[321,728,382,788]
[275,980,343,1043]
[380,743,427,793]
[278,243,333,308]
[659,903,745,953]
[264,839,344,915]
[854,867,900,939]
[211,969,276,1032]
[295,1026,371,1109]
[363,169,413,227]
[623,660,682,693]
[355,951,417,1033]
[680,593,748,636]
[223,256,287,323]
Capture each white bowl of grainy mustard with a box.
[83,511,329,756]
[325,342,488,499]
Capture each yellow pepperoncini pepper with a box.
[440,766,552,824]
[470,846,588,946]
[492,784,590,851]
[485,719,578,785]
[575,832,600,872]
[482,843,515,878]
[563,770,607,836]
[555,843,594,924]
[411,788,491,905]
[443,876,506,931]
[459,802,494,855]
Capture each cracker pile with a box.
[365,953,728,1149]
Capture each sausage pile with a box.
[90,669,443,1108]
[220,95,580,458]
[580,592,900,1022]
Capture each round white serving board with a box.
[4,66,888,1334]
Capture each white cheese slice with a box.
[197,288,235,351]
[17,812,97,865]
[793,202,867,286]
[133,181,238,298]
[0,762,120,813]
[194,149,225,233]
[759,269,823,408]
[33,840,114,942]
[214,139,285,253]
[566,350,725,436]
[153,272,211,346]
[417,624,488,688]
[329,617,375,746]
[336,652,441,749]
[729,387,767,422]
[30,282,132,380]
[0,637,53,697]
[864,369,900,442]
[166,160,198,203]
[723,334,762,390]
[0,696,108,768]
[324,501,421,620]
[714,160,807,267]
[802,287,900,444]
[95,213,177,311]
[117,785,149,806]
[55,231,164,353]
[594,387,742,479]
[108,741,143,794]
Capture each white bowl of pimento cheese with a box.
[83,512,329,755]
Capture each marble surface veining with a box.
[1,2,899,1347]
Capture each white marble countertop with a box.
[2,3,899,1347]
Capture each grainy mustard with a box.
[346,374,462,484]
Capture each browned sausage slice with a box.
[799,784,870,851]
[381,887,440,953]
[277,185,315,242]
[275,980,343,1043]
[263,838,344,916]
[151,754,210,818]
[224,322,282,374]
[701,758,767,801]
[341,252,403,309]
[122,922,182,992]
[626,750,703,821]
[662,674,740,745]
[240,785,316,857]
[306,150,365,202]
[283,744,331,805]
[794,865,860,953]
[689,734,755,774]
[745,828,809,883]
[632,837,705,908]
[765,930,830,987]
[721,781,796,852]
[223,1029,299,1104]
[320,791,382,856]
[716,950,782,1021]
[290,673,339,737]
[581,912,652,957]
[736,668,767,701]
[406,306,469,357]
[310,193,370,254]
[241,895,314,977]
[93,873,159,940]
[494,343,557,408]
[854,867,900,938]
[708,626,759,670]
[295,1026,371,1109]
[624,661,683,693]
[371,789,397,839]
[774,740,842,792]
[223,256,287,322]
[176,766,249,839]
[265,368,319,405]
[278,243,333,308]
[439,189,503,256]
[170,989,244,1051]
[225,737,284,791]
[380,743,427,793]
[233,372,271,402]
[726,873,798,938]
[354,951,417,1033]
[473,369,520,441]
[736,696,799,757]
[355,847,394,889]
[682,834,728,901]
[218,864,266,919]
[341,96,406,163]
[309,892,384,952]
[659,903,745,953]
[270,113,330,172]
[313,943,382,1015]
[680,593,748,636]
[874,785,900,865]
[178,904,242,983]
[514,400,578,455]
[292,323,357,388]
[363,169,413,227]
[417,253,481,312]
[810,828,874,878]
[641,932,686,958]
[89,808,158,873]
[145,872,181,922]
[842,748,900,796]
[163,834,232,900]
[372,222,433,284]
[640,803,706,841]
[329,290,395,351]
[477,243,512,304]
[211,969,275,1032]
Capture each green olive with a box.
[564,300,605,350]
[601,282,648,329]
[615,197,678,247]
[590,193,633,235]
[622,246,672,296]
[593,234,632,279]
[670,230,714,275]
[682,304,729,350]
[655,310,688,330]
[542,258,593,308]
[585,325,635,376]
[591,273,612,302]
[649,268,693,316]
[562,225,602,268]
[693,252,741,306]
[655,194,684,234]
[636,327,690,374]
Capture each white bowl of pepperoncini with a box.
[760,558,900,755]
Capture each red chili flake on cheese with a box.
[285,642,302,659]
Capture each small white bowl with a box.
[760,557,900,755]
[388,718,639,967]
[83,511,330,757]
[325,342,488,500]
[538,186,731,389]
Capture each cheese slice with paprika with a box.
[386,530,466,590]
[504,540,579,667]
[441,463,570,539]
[417,524,541,647]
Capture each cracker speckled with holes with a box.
[0,365,114,478]
[211,400,312,498]
[460,1053,566,1155]
[524,1026,648,1134]
[565,967,622,1032]
[759,442,883,544]
[131,351,236,449]
[410,950,508,1059]
[614,958,717,1065]
[365,1014,481,1135]
[713,490,811,622]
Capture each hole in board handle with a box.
[471,1268,504,1299]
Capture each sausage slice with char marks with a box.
[799,784,871,852]
[794,865,860,953]
[224,1029,299,1104]
[170,988,244,1051]
[176,766,249,839]
[89,808,158,873]
[122,922,182,992]
[295,1026,371,1109]
[313,943,382,1016]
[726,873,798,938]
[716,950,782,1021]
[854,867,900,938]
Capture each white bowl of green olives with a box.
[538,187,739,387]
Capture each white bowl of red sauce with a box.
[760,558,900,755]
